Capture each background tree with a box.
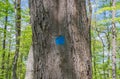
[1,0,8,78]
[12,0,21,79]
[112,0,116,79]
[91,0,120,79]
[0,0,31,79]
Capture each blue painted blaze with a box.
[55,35,65,45]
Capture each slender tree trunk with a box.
[25,46,34,79]
[29,0,92,79]
[6,37,11,79]
[19,53,23,79]
[1,14,7,79]
[92,37,97,79]
[96,29,105,79]
[112,0,116,79]
[104,1,111,78]
[1,0,8,77]
[106,26,111,79]
[93,6,98,78]
[12,0,21,79]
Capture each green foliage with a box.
[20,25,32,59]
[0,0,31,78]
[97,17,120,25]
[92,0,120,79]
[0,0,14,17]
[96,2,120,14]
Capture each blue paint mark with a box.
[55,35,65,45]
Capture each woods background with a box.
[0,0,120,79]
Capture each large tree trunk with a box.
[12,0,21,79]
[29,0,92,79]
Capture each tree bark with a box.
[29,0,92,79]
[25,46,34,79]
[112,0,116,79]
[6,37,12,79]
[12,0,21,79]
[1,0,8,77]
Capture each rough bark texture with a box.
[112,0,116,79]
[12,0,21,79]
[29,0,92,79]
[25,46,34,79]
